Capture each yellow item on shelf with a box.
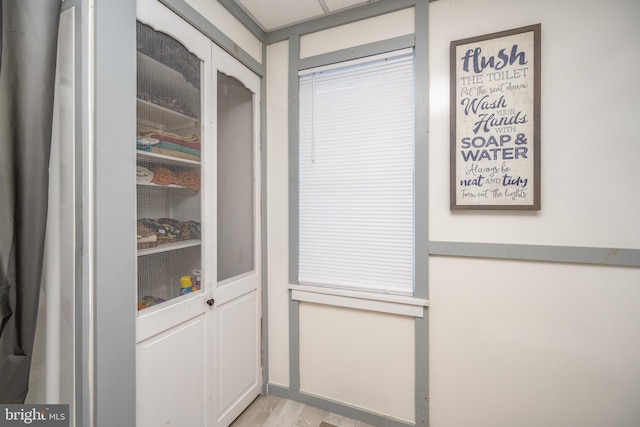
[180,276,193,295]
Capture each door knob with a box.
[206,298,215,307]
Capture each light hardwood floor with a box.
[230,394,377,427]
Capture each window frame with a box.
[295,47,418,300]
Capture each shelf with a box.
[136,29,203,319]
[137,50,199,121]
[137,98,198,130]
[138,239,201,256]
[136,150,201,167]
[136,181,198,192]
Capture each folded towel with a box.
[176,171,201,191]
[156,141,201,157]
[136,141,152,152]
[151,167,177,186]
[137,137,160,146]
[136,166,154,183]
[150,146,201,162]
[141,130,200,150]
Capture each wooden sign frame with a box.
[450,24,541,210]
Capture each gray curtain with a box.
[0,0,62,403]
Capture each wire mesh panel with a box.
[217,72,255,284]
[136,22,203,312]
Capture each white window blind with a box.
[298,49,415,296]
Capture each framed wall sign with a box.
[450,24,541,210]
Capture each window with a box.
[298,49,415,296]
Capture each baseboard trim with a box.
[267,384,414,427]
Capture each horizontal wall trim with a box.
[159,0,265,77]
[429,241,640,268]
[298,34,415,71]
[267,384,414,427]
[291,285,428,317]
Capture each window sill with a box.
[289,285,428,318]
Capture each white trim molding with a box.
[290,285,428,317]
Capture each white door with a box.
[135,1,212,426]
[211,44,262,427]
[135,2,262,427]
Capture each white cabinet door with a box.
[211,44,263,427]
[137,316,208,426]
[135,2,262,427]
[136,0,212,426]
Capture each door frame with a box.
[92,0,269,425]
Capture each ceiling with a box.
[231,0,379,32]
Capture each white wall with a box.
[429,1,640,426]
[267,0,640,425]
[266,9,419,424]
[299,8,415,58]
[299,303,415,422]
[429,258,640,427]
[429,0,640,248]
[266,39,291,388]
